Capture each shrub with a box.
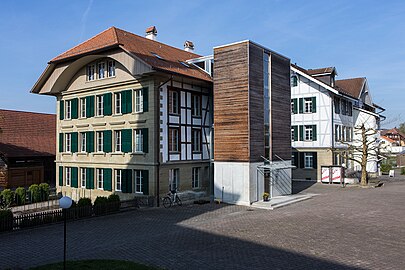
[77,198,92,218]
[108,194,120,203]
[380,164,392,173]
[108,194,121,212]
[15,187,26,206]
[94,196,108,215]
[28,184,41,203]
[1,189,15,207]
[401,167,405,175]
[0,209,13,231]
[39,183,50,202]
[77,197,92,207]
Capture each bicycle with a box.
[162,189,182,208]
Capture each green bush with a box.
[381,164,392,173]
[39,183,50,202]
[0,209,13,231]
[78,197,92,207]
[108,194,120,212]
[15,187,26,206]
[1,189,15,207]
[94,196,108,215]
[77,198,92,218]
[28,184,41,203]
[94,196,108,205]
[108,194,120,203]
[401,167,405,175]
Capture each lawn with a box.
[30,260,159,270]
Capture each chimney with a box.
[145,26,157,41]
[184,40,194,52]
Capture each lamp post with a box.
[59,196,72,270]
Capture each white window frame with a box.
[291,128,295,142]
[96,95,104,116]
[96,131,104,152]
[304,98,313,113]
[65,100,72,120]
[304,126,313,141]
[169,128,179,152]
[66,167,72,186]
[80,132,86,153]
[98,62,106,79]
[134,129,143,153]
[115,169,122,191]
[114,92,122,115]
[192,129,201,153]
[87,64,95,81]
[107,60,115,77]
[114,130,122,152]
[169,90,179,115]
[135,170,143,194]
[80,168,86,188]
[65,133,72,153]
[192,167,200,189]
[169,169,179,191]
[80,97,86,118]
[97,168,104,190]
[134,89,143,113]
[304,153,314,169]
[192,94,201,117]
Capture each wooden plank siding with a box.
[213,42,250,161]
[269,54,291,161]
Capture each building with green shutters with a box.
[32,26,213,202]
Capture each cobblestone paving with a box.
[1,180,404,269]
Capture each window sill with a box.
[77,152,88,156]
[131,111,144,115]
[169,151,180,154]
[94,115,104,118]
[192,151,202,154]
[93,152,106,157]
[169,113,180,116]
[111,152,125,156]
[135,192,144,195]
[113,113,123,117]
[61,153,72,156]
[130,152,145,156]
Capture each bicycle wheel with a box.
[163,197,172,208]
[175,196,182,206]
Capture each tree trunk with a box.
[360,125,368,186]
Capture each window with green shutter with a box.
[86,168,94,189]
[59,166,63,186]
[71,132,78,153]
[292,126,298,141]
[71,98,79,119]
[122,129,132,153]
[312,125,317,141]
[71,167,78,188]
[143,87,148,112]
[60,100,64,120]
[299,125,304,141]
[142,128,149,153]
[59,133,64,153]
[103,168,112,191]
[122,90,133,114]
[292,99,298,114]
[312,97,316,113]
[103,93,112,116]
[103,130,112,153]
[299,98,304,114]
[122,169,132,193]
[86,96,95,118]
[86,131,94,153]
[142,170,149,195]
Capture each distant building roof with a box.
[0,109,56,157]
[381,127,405,139]
[335,77,366,99]
[307,67,336,76]
[380,135,396,143]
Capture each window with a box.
[134,129,143,152]
[114,130,122,152]
[65,100,72,120]
[304,153,314,168]
[115,169,122,191]
[169,169,179,191]
[96,131,103,152]
[291,100,294,114]
[169,127,179,152]
[291,152,296,166]
[66,167,72,186]
[291,127,295,141]
[304,125,313,141]
[192,167,200,189]
[135,170,143,193]
[97,168,103,190]
[65,133,72,152]
[135,89,143,113]
[87,64,95,81]
[191,94,201,117]
[108,60,116,77]
[291,75,298,87]
[169,90,179,114]
[80,168,86,188]
[115,92,122,114]
[80,98,86,118]
[192,129,201,152]
[334,97,340,114]
[304,98,313,113]
[98,62,105,79]
[335,125,342,142]
[96,95,104,116]
[341,99,347,115]
[348,102,353,116]
[80,132,86,152]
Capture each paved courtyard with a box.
[1,179,404,269]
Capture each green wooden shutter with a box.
[143,87,148,112]
[299,152,305,168]
[122,129,132,153]
[142,170,149,195]
[299,98,304,114]
[122,90,132,114]
[293,99,298,114]
[122,169,132,193]
[86,96,95,118]
[71,132,78,153]
[59,166,63,186]
[103,93,112,116]
[86,168,94,189]
[313,152,318,169]
[299,125,304,141]
[60,100,64,120]
[104,168,112,191]
[312,125,317,141]
[293,126,298,141]
[142,128,149,153]
[59,133,64,152]
[103,130,112,153]
[71,167,78,188]
[86,131,94,153]
[71,98,78,119]
[312,97,316,113]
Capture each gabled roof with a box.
[0,109,56,157]
[50,26,212,82]
[380,135,396,143]
[381,128,405,139]
[307,67,336,76]
[335,78,366,99]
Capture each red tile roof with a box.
[381,128,405,139]
[50,27,212,82]
[0,110,56,157]
[380,135,396,143]
[335,78,365,99]
[307,67,335,76]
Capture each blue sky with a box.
[0,0,404,127]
